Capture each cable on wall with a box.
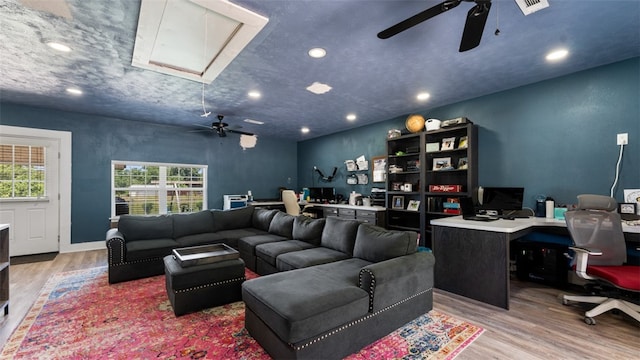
[609,143,625,197]
[200,10,211,118]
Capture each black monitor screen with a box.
[308,187,336,203]
[478,187,524,214]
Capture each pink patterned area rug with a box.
[1,267,483,359]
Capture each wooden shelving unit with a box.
[424,123,478,240]
[385,133,426,246]
[0,224,9,316]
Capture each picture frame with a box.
[426,142,440,152]
[623,189,640,215]
[392,196,404,209]
[441,137,456,150]
[457,157,468,170]
[619,202,637,215]
[458,136,468,149]
[407,200,420,211]
[372,156,387,183]
[433,157,452,171]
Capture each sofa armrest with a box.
[106,228,126,265]
[359,252,435,312]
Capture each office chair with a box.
[562,194,640,325]
[281,190,301,216]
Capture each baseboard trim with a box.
[61,240,105,253]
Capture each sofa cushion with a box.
[353,224,418,263]
[238,234,288,255]
[216,228,269,249]
[172,210,216,238]
[268,212,295,238]
[242,260,370,344]
[276,247,350,271]
[175,232,226,247]
[211,206,254,231]
[252,208,278,231]
[320,217,360,256]
[118,215,173,242]
[255,240,316,266]
[126,238,178,261]
[292,216,325,245]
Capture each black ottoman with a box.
[163,255,245,316]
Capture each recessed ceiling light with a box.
[244,119,264,125]
[47,42,71,52]
[346,114,357,121]
[248,90,261,99]
[416,92,430,101]
[308,47,326,58]
[301,127,310,134]
[66,88,82,95]
[546,49,569,61]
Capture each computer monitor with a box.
[477,187,524,215]
[308,187,336,203]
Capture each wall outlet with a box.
[617,133,628,145]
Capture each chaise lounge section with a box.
[242,223,435,359]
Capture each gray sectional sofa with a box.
[106,206,279,283]
[105,206,435,359]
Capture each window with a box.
[0,144,46,199]
[112,161,207,216]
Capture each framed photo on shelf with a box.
[407,200,420,211]
[426,142,440,152]
[619,203,637,215]
[433,157,452,171]
[458,157,468,169]
[441,137,456,150]
[392,196,404,209]
[458,136,468,149]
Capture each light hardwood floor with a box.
[1,250,638,358]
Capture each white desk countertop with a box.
[431,216,640,234]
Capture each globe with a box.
[405,114,425,133]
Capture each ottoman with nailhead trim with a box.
[163,255,245,316]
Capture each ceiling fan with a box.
[377,0,492,52]
[192,114,255,137]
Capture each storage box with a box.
[429,185,463,192]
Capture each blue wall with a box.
[0,104,298,243]
[298,58,640,208]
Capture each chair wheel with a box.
[584,317,596,325]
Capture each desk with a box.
[303,203,386,225]
[250,201,284,210]
[430,216,639,310]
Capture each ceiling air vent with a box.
[132,0,268,84]
[514,0,549,16]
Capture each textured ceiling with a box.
[1,0,639,141]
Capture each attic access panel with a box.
[132,0,268,83]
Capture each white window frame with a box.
[0,144,47,200]
[111,160,208,217]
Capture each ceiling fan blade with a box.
[378,0,462,39]
[227,129,255,136]
[459,1,491,52]
[192,124,213,129]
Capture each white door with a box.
[0,135,60,256]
